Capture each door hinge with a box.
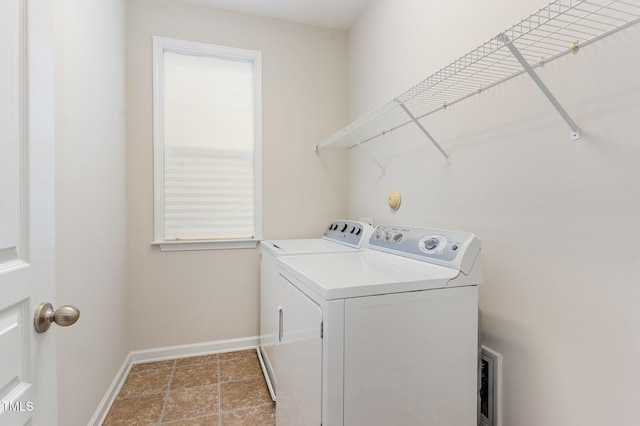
[320,322,324,339]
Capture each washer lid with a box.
[278,250,460,300]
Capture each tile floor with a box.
[102,349,275,425]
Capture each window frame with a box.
[151,36,262,251]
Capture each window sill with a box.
[151,239,260,252]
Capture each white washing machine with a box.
[272,225,483,426]
[259,220,373,400]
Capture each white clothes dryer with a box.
[258,220,373,400]
[272,225,483,426]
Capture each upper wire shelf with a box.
[315,0,640,154]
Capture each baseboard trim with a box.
[88,336,260,425]
[129,335,260,364]
[88,352,133,426]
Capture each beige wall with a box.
[348,1,640,425]
[55,0,128,424]
[126,0,348,350]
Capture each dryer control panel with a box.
[369,225,481,274]
[322,220,373,248]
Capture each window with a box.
[152,37,262,251]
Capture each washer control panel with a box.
[323,220,373,248]
[369,225,481,271]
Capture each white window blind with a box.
[153,38,262,250]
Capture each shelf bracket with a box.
[498,33,581,141]
[395,99,450,165]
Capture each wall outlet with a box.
[480,345,502,426]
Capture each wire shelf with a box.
[315,0,640,152]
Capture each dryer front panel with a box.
[273,275,323,426]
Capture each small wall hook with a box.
[571,41,580,54]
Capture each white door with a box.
[1,0,59,424]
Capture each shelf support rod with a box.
[364,150,387,174]
[395,99,450,165]
[498,33,581,141]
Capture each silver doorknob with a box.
[34,302,80,333]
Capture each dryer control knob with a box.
[385,231,394,241]
[424,238,438,250]
[393,233,405,243]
